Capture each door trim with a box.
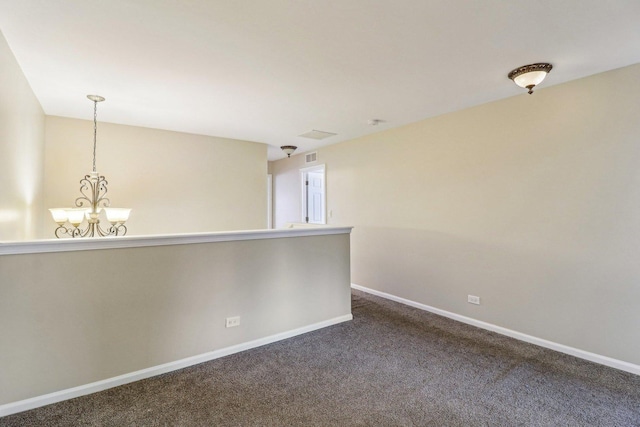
[267,174,273,229]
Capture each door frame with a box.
[267,174,273,229]
[300,164,326,224]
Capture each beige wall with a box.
[271,63,640,366]
[0,31,45,240]
[44,117,267,237]
[0,232,352,406]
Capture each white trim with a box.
[351,283,640,376]
[0,226,353,256]
[267,174,273,229]
[0,313,353,417]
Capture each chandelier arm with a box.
[54,225,70,238]
[96,223,112,237]
[79,224,92,238]
[114,224,127,236]
[98,222,126,237]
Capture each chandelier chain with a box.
[92,99,98,173]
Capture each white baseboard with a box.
[351,283,640,376]
[0,313,353,417]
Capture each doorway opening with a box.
[300,164,326,224]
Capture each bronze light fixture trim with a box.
[281,145,297,158]
[508,63,553,94]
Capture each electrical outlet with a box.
[225,316,240,328]
[467,295,480,305]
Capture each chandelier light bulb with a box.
[105,208,132,224]
[48,208,68,225]
[65,208,88,227]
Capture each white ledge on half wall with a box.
[283,222,326,228]
[0,226,354,256]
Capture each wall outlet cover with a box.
[225,316,241,328]
[468,295,480,305]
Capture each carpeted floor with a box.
[2,289,640,426]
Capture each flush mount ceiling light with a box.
[280,145,297,158]
[508,63,553,94]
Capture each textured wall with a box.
[271,63,640,366]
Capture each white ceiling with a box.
[1,1,640,160]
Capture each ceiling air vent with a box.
[298,129,337,140]
[305,152,318,164]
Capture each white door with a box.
[300,165,326,224]
[306,172,324,224]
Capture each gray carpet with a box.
[2,289,639,426]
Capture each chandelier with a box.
[48,95,131,238]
